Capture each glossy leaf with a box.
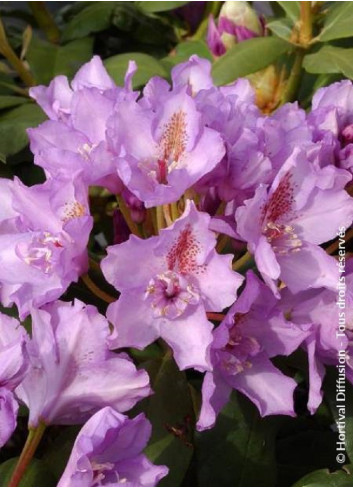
[267,18,295,42]
[212,36,290,86]
[62,1,118,42]
[195,392,280,486]
[104,52,167,88]
[136,352,194,486]
[0,104,46,156]
[27,36,94,85]
[277,1,300,23]
[317,2,353,42]
[0,458,56,487]
[136,1,189,13]
[303,46,353,79]
[0,96,30,110]
[294,465,353,487]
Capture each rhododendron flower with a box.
[102,201,243,371]
[197,271,310,431]
[0,176,92,319]
[106,85,225,207]
[0,313,28,447]
[281,264,353,414]
[58,408,168,487]
[309,80,353,175]
[236,148,353,295]
[16,300,151,428]
[28,56,136,191]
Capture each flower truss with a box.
[1,51,352,487]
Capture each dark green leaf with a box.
[27,36,94,84]
[62,1,118,42]
[0,96,30,110]
[212,36,290,86]
[277,1,300,23]
[104,53,167,88]
[294,465,353,487]
[0,458,56,487]
[317,2,353,42]
[136,352,194,486]
[267,18,295,42]
[195,392,280,486]
[136,1,189,13]
[43,426,81,480]
[303,46,353,79]
[0,104,46,156]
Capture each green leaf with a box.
[195,392,280,486]
[62,1,118,41]
[136,352,194,486]
[317,2,353,42]
[267,18,295,42]
[303,46,353,79]
[162,40,212,69]
[277,1,300,23]
[0,458,56,487]
[104,52,167,88]
[27,36,94,84]
[212,36,290,86]
[0,104,46,156]
[294,465,353,487]
[0,96,30,110]
[136,1,189,13]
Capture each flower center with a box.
[218,314,261,375]
[145,270,199,319]
[139,110,188,185]
[16,231,63,274]
[263,222,302,255]
[91,461,124,487]
[341,124,353,147]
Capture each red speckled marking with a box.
[263,171,295,223]
[160,111,187,163]
[167,224,203,275]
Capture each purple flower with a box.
[102,201,243,371]
[58,407,168,487]
[281,264,353,413]
[235,148,353,295]
[28,56,136,191]
[0,313,28,447]
[106,83,225,207]
[16,300,151,428]
[0,176,92,319]
[309,80,353,176]
[197,271,310,431]
[207,1,264,56]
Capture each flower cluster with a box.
[1,53,353,486]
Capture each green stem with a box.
[28,1,60,44]
[232,251,252,272]
[8,421,46,487]
[281,49,304,104]
[156,206,165,233]
[0,17,35,86]
[299,1,312,47]
[116,195,141,237]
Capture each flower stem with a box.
[156,206,165,233]
[163,205,173,227]
[232,251,252,271]
[81,273,116,304]
[299,1,312,47]
[281,49,304,104]
[0,18,35,87]
[8,421,46,487]
[116,195,141,237]
[28,2,60,44]
[170,201,179,222]
[207,312,225,322]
